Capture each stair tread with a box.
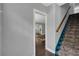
[57,14,79,55]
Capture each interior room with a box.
[0,3,79,56]
[34,9,53,56]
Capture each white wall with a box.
[2,3,48,56]
[69,4,74,14]
[74,7,79,13]
[0,3,71,55]
[55,4,70,49]
[35,13,45,24]
[0,3,2,56]
[46,4,70,54]
[71,3,79,14]
[73,3,79,13]
[46,4,55,53]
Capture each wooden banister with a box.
[56,6,71,32]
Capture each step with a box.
[59,37,65,42]
[56,46,61,51]
[67,26,78,28]
[65,32,75,35]
[61,41,75,48]
[64,38,75,43]
[55,53,59,56]
[66,29,76,32]
[64,35,75,38]
[75,36,79,39]
[67,28,76,30]
[75,32,79,35]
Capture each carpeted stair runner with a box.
[56,14,79,56]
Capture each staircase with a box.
[56,13,79,56]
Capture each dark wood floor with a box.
[35,39,54,56]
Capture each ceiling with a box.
[42,3,66,7]
[57,3,66,6]
[73,3,79,13]
[42,3,52,7]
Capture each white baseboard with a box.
[46,47,55,54]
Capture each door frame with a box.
[33,9,47,56]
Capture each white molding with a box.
[33,9,47,56]
[46,47,55,54]
[33,9,35,56]
[56,3,66,6]
[42,3,52,7]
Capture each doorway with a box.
[33,9,47,56]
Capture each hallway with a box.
[35,35,54,56]
[0,3,78,56]
[58,13,79,56]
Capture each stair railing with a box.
[56,6,71,32]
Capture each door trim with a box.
[33,9,47,56]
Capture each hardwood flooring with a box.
[35,37,54,56]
